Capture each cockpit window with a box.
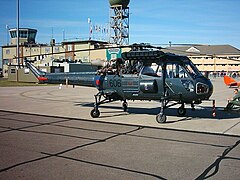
[140,63,159,76]
[166,63,188,78]
[166,64,178,78]
[140,61,202,79]
[141,66,156,76]
[183,61,203,79]
[184,64,197,78]
[165,61,202,79]
[178,66,189,78]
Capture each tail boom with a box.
[25,61,96,87]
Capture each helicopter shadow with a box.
[75,102,240,121]
[128,106,240,120]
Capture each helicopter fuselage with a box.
[94,72,213,104]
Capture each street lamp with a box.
[16,0,20,67]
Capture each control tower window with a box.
[20,31,27,38]
[10,31,17,38]
[29,31,36,40]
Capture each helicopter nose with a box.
[196,79,213,100]
[196,82,209,94]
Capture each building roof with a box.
[163,45,240,56]
[9,28,37,32]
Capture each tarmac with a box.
[0,77,240,179]
[0,77,239,136]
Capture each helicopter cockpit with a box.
[140,60,203,80]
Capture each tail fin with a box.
[25,60,48,81]
[224,75,237,87]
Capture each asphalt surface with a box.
[0,77,240,179]
[0,111,239,179]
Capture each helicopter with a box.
[25,43,214,123]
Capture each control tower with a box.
[9,28,37,45]
[109,0,130,45]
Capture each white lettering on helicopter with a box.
[109,79,121,87]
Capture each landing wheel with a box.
[177,106,186,116]
[122,102,128,112]
[156,114,167,123]
[90,109,100,118]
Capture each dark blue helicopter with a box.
[26,44,213,123]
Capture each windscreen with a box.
[183,61,203,79]
[140,60,203,79]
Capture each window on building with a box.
[6,49,10,54]
[20,31,27,38]
[28,31,36,40]
[55,47,59,52]
[67,45,72,51]
[3,59,9,65]
[45,48,50,53]
[10,31,17,38]
[10,69,16,73]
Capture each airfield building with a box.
[1,28,126,82]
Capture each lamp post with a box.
[15,0,20,82]
[62,29,65,42]
[16,0,20,67]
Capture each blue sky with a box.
[1,0,240,49]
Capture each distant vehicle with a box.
[26,44,214,123]
[224,75,240,87]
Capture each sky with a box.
[1,0,240,65]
